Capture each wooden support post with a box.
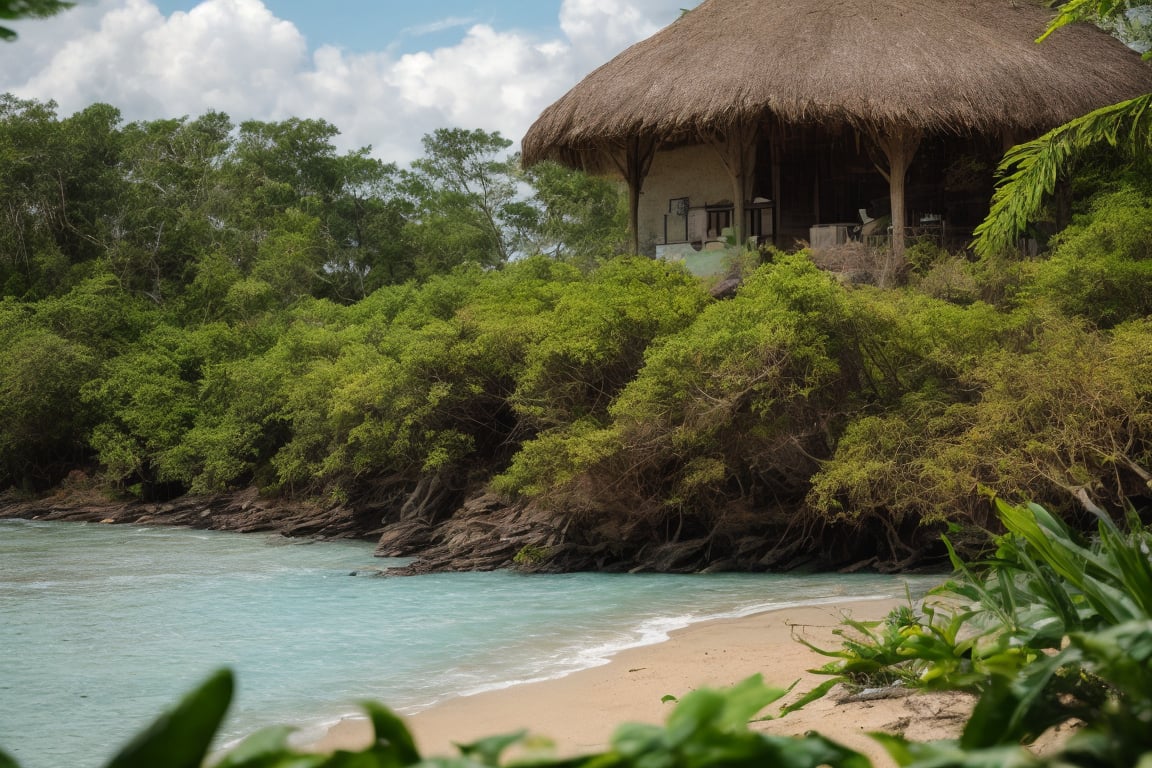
[608,136,658,256]
[869,125,922,282]
[707,118,758,248]
[771,127,782,247]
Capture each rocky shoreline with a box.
[1,481,941,575]
[0,487,746,575]
[0,486,376,540]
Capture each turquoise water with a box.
[0,519,937,767]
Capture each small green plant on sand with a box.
[806,499,1152,766]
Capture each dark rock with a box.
[1,481,949,576]
[0,487,371,542]
[710,276,742,299]
[374,520,436,556]
[636,538,709,572]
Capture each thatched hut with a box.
[522,0,1152,264]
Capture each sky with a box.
[0,0,687,163]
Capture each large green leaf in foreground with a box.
[105,668,233,768]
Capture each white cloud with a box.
[401,16,475,38]
[0,0,681,164]
[560,0,675,68]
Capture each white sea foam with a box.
[385,593,906,709]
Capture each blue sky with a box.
[150,1,566,55]
[0,0,683,163]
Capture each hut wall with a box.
[640,144,731,255]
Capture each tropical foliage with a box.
[972,0,1151,257]
[973,93,1152,257]
[0,669,872,768]
[0,0,71,40]
[810,499,1152,766]
[1,84,1151,566]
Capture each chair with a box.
[852,208,886,242]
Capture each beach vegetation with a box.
[1,85,1151,571]
[809,498,1152,765]
[0,668,872,768]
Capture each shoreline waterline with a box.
[1,520,936,767]
[300,594,911,758]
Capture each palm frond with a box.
[1038,0,1118,42]
[1038,0,1152,60]
[972,92,1152,258]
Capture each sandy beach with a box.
[308,597,974,767]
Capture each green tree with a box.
[0,0,72,41]
[522,160,629,268]
[250,209,327,304]
[108,112,234,302]
[221,117,341,257]
[0,98,127,297]
[220,117,414,302]
[320,150,412,299]
[60,102,126,251]
[403,128,532,273]
[0,94,63,297]
[0,325,96,489]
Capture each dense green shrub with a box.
[0,328,97,489]
[812,500,1152,766]
[1030,184,1152,327]
[0,273,152,489]
[499,255,860,526]
[811,311,1152,528]
[510,257,709,430]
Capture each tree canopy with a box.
[0,0,72,41]
[1,77,1150,571]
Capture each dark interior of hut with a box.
[751,125,1003,250]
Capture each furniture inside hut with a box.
[647,125,1003,260]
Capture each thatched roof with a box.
[523,0,1152,168]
